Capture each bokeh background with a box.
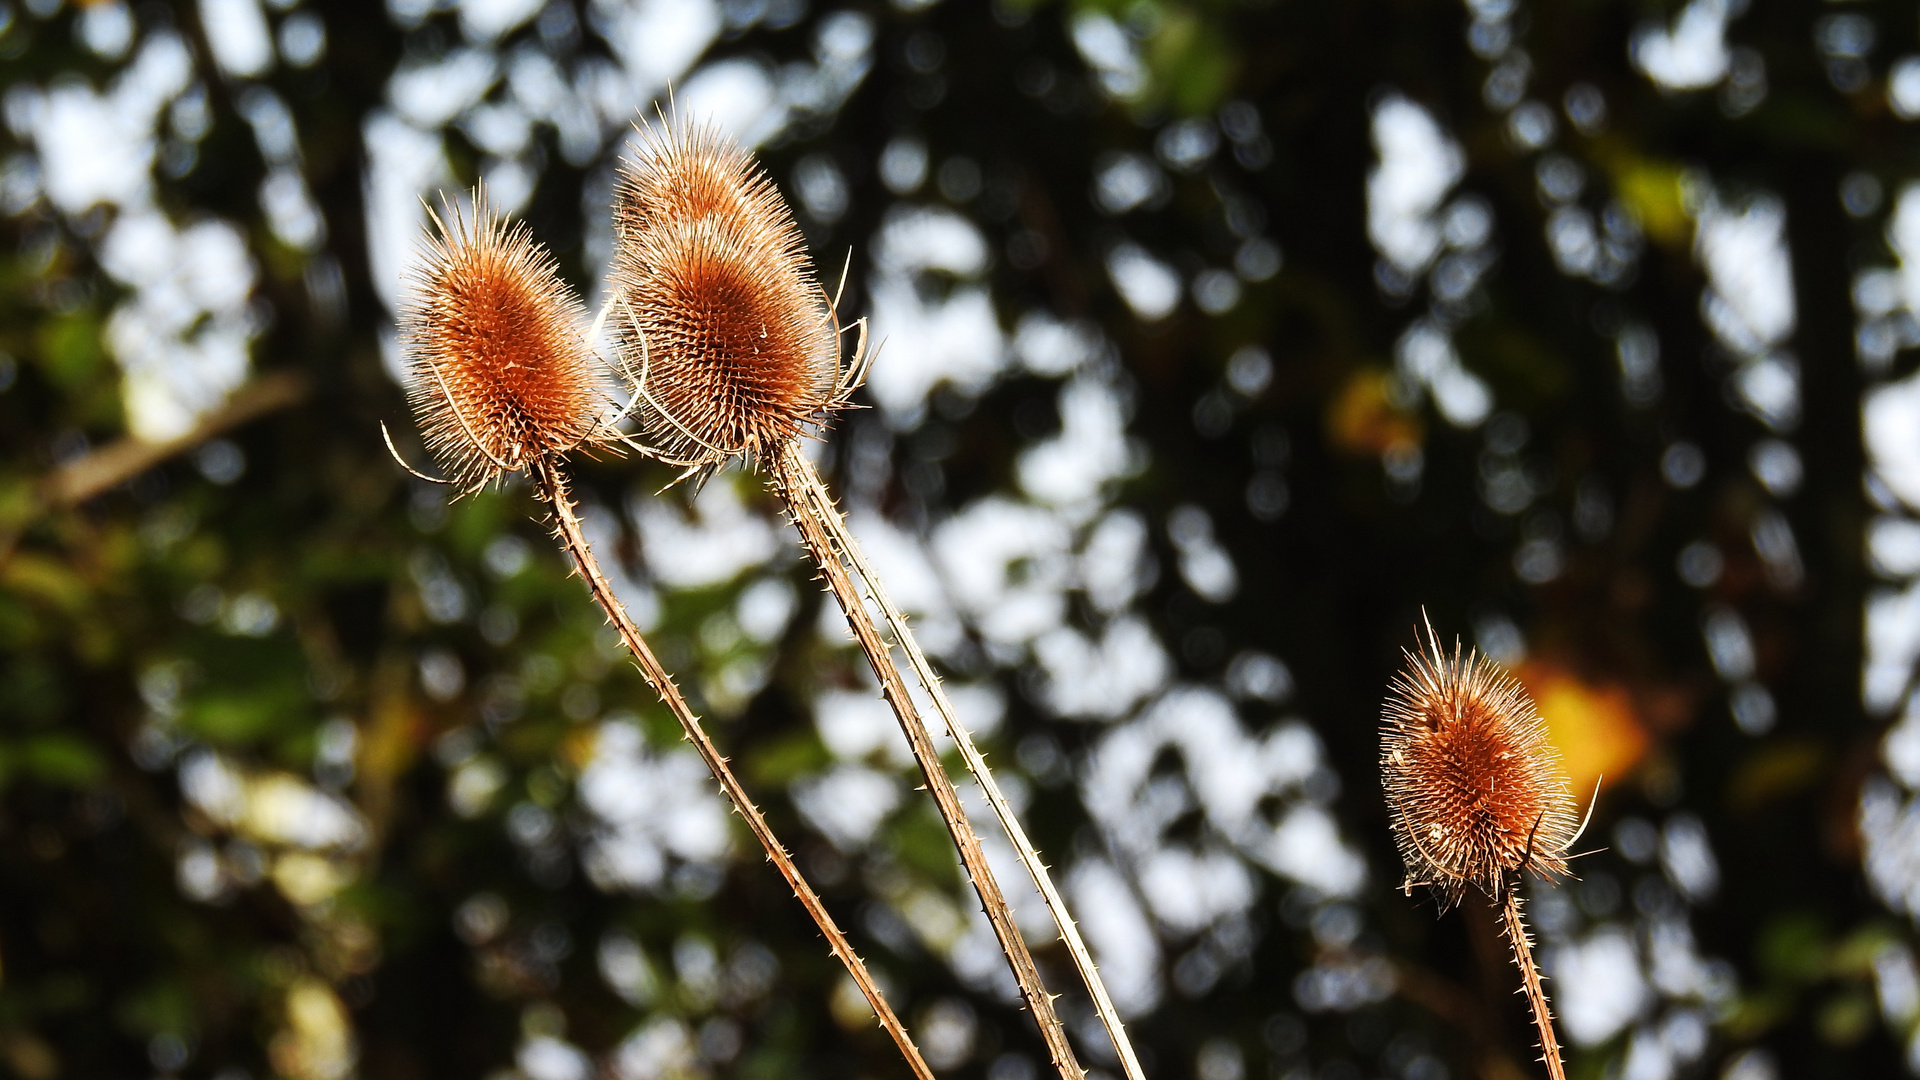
[3,0,1918,1077]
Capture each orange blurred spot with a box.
[1515,660,1648,797]
[1327,369,1422,458]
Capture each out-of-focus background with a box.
[2,0,1917,1077]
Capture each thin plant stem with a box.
[531,455,937,1080]
[778,440,1144,1080]
[771,441,1087,1080]
[1497,882,1567,1080]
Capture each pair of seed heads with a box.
[395,120,859,489]
[389,119,948,1080]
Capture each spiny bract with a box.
[1381,634,1579,908]
[399,195,603,489]
[608,121,839,471]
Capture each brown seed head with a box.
[399,193,603,489]
[609,121,840,470]
[1381,630,1578,908]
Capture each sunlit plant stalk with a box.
[387,191,935,1080]
[777,440,1145,1080]
[606,119,1145,1080]
[1380,622,1599,1080]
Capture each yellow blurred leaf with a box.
[1,554,89,614]
[1516,660,1648,797]
[272,852,351,907]
[272,978,354,1080]
[562,724,600,772]
[1600,151,1691,248]
[1326,369,1422,458]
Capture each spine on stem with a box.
[532,457,937,1080]
[1499,887,1566,1080]
[772,442,1087,1080]
[779,442,1144,1080]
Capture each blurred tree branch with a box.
[41,370,309,508]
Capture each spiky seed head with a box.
[1381,631,1579,908]
[399,193,603,489]
[609,121,839,470]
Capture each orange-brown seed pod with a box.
[608,122,839,470]
[1381,630,1579,908]
[399,195,603,490]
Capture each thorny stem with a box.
[532,456,937,1080]
[1497,882,1566,1080]
[771,441,1087,1080]
[781,443,1145,1080]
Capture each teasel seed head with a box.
[399,191,604,490]
[1381,627,1579,908]
[608,120,844,473]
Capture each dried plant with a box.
[607,122,856,479]
[397,199,606,492]
[1381,623,1591,1080]
[608,118,1143,1080]
[390,191,935,1080]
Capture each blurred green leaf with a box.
[18,733,105,786]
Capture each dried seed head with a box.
[609,121,840,471]
[1381,630,1578,908]
[399,193,603,489]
